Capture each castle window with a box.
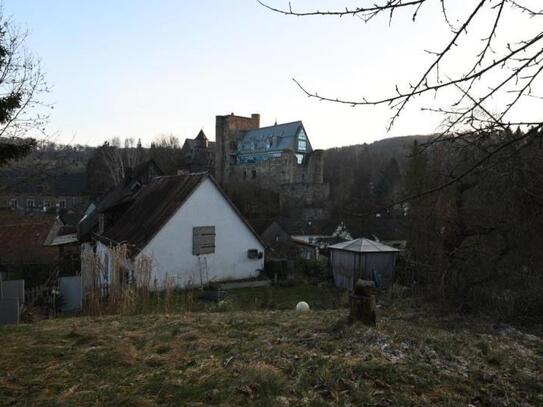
[9,198,17,210]
[296,154,304,164]
[251,170,257,179]
[26,199,35,209]
[58,200,66,209]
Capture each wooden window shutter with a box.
[193,226,216,255]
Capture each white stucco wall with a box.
[136,178,265,288]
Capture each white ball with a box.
[296,301,310,312]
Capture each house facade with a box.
[0,171,89,214]
[85,173,265,289]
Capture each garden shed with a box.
[329,238,399,290]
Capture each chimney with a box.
[251,113,261,128]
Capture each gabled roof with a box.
[237,121,309,154]
[182,135,216,152]
[96,159,163,213]
[195,130,208,141]
[0,213,58,265]
[99,173,264,250]
[328,238,400,253]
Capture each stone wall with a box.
[215,113,260,186]
[226,150,326,193]
[215,113,329,222]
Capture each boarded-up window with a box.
[192,226,215,255]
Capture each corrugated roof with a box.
[99,173,265,251]
[101,174,206,248]
[328,238,400,253]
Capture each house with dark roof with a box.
[0,170,89,214]
[78,159,164,241]
[180,130,215,175]
[84,173,265,289]
[260,218,352,261]
[0,212,59,281]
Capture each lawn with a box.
[1,286,542,406]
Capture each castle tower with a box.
[215,113,260,186]
[195,129,209,149]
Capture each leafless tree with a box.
[97,138,146,187]
[259,0,543,198]
[0,9,50,165]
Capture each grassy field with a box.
[1,286,542,406]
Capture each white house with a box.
[87,173,265,289]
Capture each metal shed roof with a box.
[328,238,400,253]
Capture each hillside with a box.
[1,293,541,406]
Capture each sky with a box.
[3,1,541,149]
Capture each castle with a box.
[182,113,330,220]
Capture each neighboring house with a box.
[85,173,265,289]
[329,238,400,290]
[180,130,216,175]
[44,222,81,277]
[0,171,89,214]
[260,218,351,260]
[78,159,163,241]
[0,212,59,281]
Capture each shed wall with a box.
[331,249,398,290]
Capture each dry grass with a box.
[1,294,542,406]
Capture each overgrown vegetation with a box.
[1,292,541,405]
[401,129,543,322]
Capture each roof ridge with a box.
[245,120,302,132]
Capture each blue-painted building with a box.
[235,121,312,165]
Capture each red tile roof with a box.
[0,214,58,265]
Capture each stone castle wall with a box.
[226,149,324,192]
[215,113,260,186]
[215,113,329,220]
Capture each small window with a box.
[43,200,50,210]
[9,199,17,210]
[58,200,66,209]
[193,226,215,255]
[296,154,304,164]
[298,129,307,140]
[26,199,35,209]
[298,140,307,151]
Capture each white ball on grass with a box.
[296,301,310,312]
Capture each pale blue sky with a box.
[3,1,540,148]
